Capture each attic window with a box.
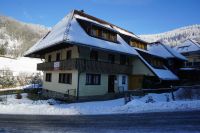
[149,58,164,69]
[130,40,147,50]
[76,18,118,43]
[91,27,117,43]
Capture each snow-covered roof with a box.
[137,54,179,80]
[25,10,140,57]
[173,39,200,54]
[148,42,187,60]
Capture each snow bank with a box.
[115,93,200,114]
[0,92,200,115]
[0,94,124,115]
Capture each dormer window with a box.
[77,18,118,43]
[102,31,108,39]
[91,27,98,36]
[91,27,117,43]
[130,40,147,50]
[110,34,117,42]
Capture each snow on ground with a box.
[116,93,200,114]
[0,89,200,115]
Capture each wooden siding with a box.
[37,58,132,74]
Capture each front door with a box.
[108,75,115,93]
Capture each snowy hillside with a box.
[0,56,42,76]
[140,25,200,46]
[0,15,49,57]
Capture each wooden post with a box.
[171,85,175,101]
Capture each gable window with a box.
[120,54,126,65]
[56,53,61,61]
[48,55,52,62]
[86,74,101,85]
[108,54,115,64]
[66,50,72,60]
[59,73,72,84]
[45,73,52,82]
[90,50,98,61]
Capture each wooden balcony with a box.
[184,62,200,68]
[37,58,132,74]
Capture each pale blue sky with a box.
[0,0,200,34]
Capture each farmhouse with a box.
[25,10,185,100]
[174,39,200,81]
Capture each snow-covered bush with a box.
[145,96,155,103]
[15,93,22,99]
[30,73,42,86]
[165,94,170,102]
[17,72,31,86]
[0,76,17,88]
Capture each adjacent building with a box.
[25,10,185,100]
[173,39,200,81]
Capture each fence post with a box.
[171,85,175,101]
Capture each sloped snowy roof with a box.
[25,10,140,57]
[25,12,73,55]
[148,42,187,60]
[137,54,179,80]
[173,39,200,54]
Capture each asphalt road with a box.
[0,111,200,133]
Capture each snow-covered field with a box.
[0,89,200,115]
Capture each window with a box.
[91,27,98,36]
[48,55,51,62]
[150,58,164,69]
[130,40,147,50]
[102,31,109,40]
[56,53,61,61]
[90,50,98,61]
[86,74,101,85]
[122,76,126,84]
[109,33,117,42]
[108,54,115,64]
[76,19,118,43]
[59,73,72,84]
[46,73,52,82]
[66,50,72,60]
[120,54,126,65]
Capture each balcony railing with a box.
[184,62,200,68]
[37,58,132,74]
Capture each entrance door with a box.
[108,75,115,93]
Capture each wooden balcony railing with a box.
[184,62,200,68]
[37,58,132,74]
